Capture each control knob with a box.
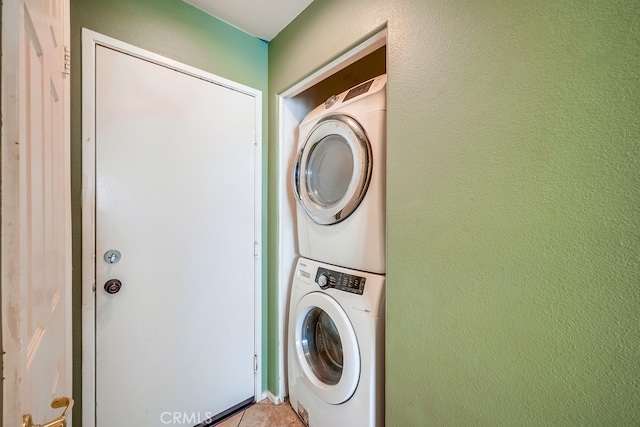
[317,273,330,289]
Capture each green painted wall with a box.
[70,0,268,424]
[269,0,640,424]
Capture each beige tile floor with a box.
[216,399,305,427]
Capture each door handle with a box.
[23,397,74,427]
[104,278,122,294]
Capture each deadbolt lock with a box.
[104,249,121,264]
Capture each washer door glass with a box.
[294,292,360,404]
[293,114,372,225]
[301,307,344,385]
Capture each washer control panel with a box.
[315,267,366,295]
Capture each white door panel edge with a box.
[81,29,263,426]
[2,0,72,425]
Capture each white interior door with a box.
[93,43,259,426]
[1,0,73,426]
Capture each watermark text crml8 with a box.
[160,412,214,425]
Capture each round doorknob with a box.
[104,279,122,294]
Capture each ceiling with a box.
[183,0,315,41]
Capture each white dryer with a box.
[293,75,386,274]
[287,257,384,427]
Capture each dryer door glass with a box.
[301,307,343,385]
[296,115,372,225]
[306,135,354,208]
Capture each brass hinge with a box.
[63,46,70,75]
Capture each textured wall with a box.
[70,1,268,424]
[269,0,640,424]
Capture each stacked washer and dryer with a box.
[288,75,387,427]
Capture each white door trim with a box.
[275,27,387,402]
[81,28,263,426]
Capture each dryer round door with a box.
[293,291,360,404]
[293,114,372,225]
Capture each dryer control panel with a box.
[315,267,366,295]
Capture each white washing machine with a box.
[293,75,386,274]
[287,257,385,427]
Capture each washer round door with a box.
[293,291,360,404]
[293,114,372,225]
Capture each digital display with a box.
[343,80,374,103]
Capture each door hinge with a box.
[63,46,70,75]
[254,354,258,372]
[254,241,258,258]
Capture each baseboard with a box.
[267,390,284,405]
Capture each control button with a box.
[324,95,338,109]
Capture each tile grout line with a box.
[236,409,246,427]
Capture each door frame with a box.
[81,29,263,426]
